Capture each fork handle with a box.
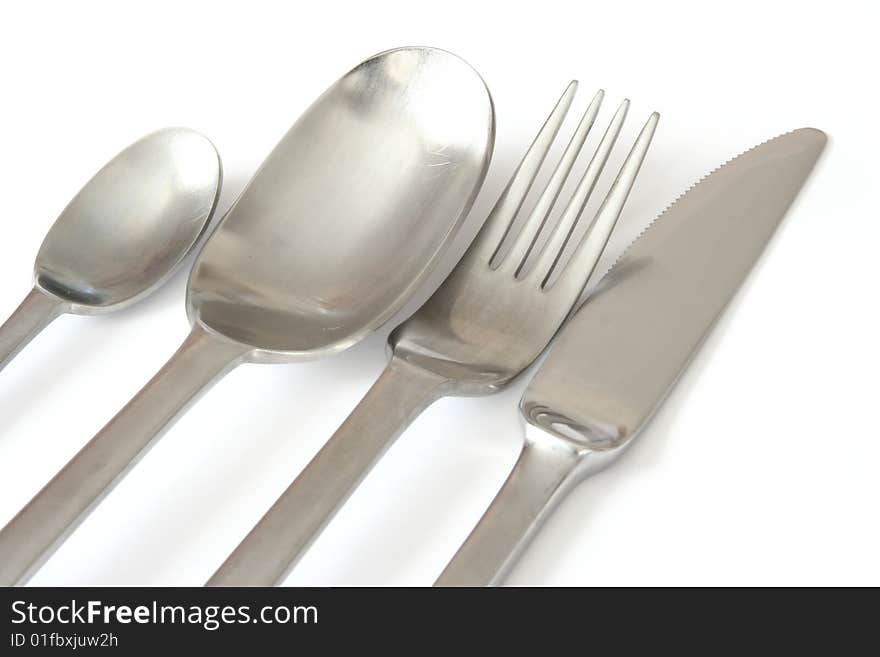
[0,324,249,586]
[208,355,448,586]
[435,426,581,587]
[0,287,67,373]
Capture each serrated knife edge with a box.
[599,127,827,281]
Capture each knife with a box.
[435,127,826,586]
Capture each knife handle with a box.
[0,324,249,586]
[207,355,448,586]
[435,425,582,587]
[0,287,67,373]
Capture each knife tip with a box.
[793,127,828,148]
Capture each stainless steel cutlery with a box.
[0,46,493,586]
[0,43,827,587]
[0,128,221,373]
[208,82,659,586]
[435,128,827,586]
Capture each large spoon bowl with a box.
[190,46,494,359]
[0,46,494,585]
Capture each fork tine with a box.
[549,111,660,296]
[472,81,577,261]
[524,99,630,285]
[498,89,604,275]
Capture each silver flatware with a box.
[0,128,221,373]
[0,46,494,585]
[435,127,827,586]
[209,82,659,585]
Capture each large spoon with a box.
[0,128,222,372]
[0,46,494,585]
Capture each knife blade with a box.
[436,128,826,586]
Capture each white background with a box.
[0,0,877,586]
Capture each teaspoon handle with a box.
[208,355,447,586]
[0,324,248,585]
[435,425,581,587]
[0,287,66,373]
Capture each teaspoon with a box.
[0,128,222,373]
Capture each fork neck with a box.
[377,354,452,417]
[389,329,515,396]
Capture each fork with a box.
[208,81,659,585]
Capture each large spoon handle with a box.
[208,356,447,586]
[0,287,67,373]
[435,426,581,587]
[0,324,249,585]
